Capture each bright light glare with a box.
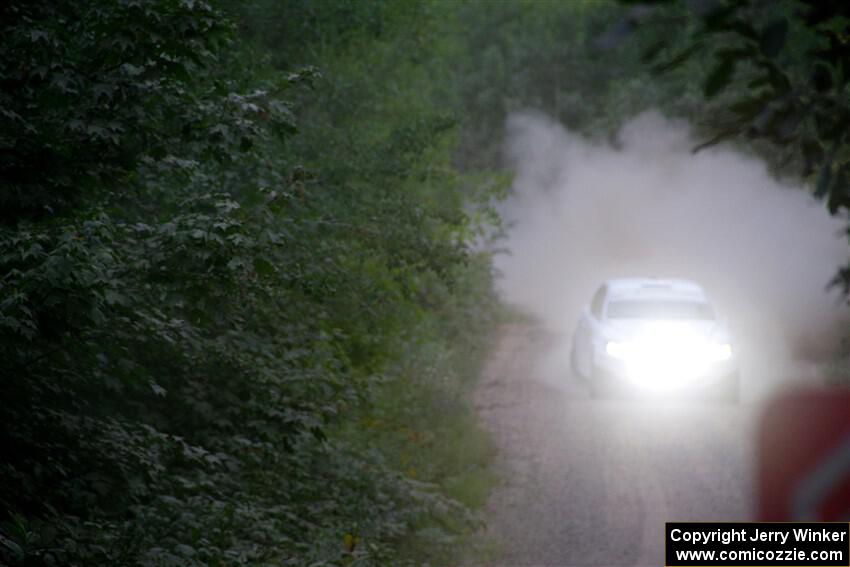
[605,341,631,358]
[604,325,732,390]
[706,342,732,361]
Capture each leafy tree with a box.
[1,0,501,565]
[628,0,850,293]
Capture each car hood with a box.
[603,319,730,343]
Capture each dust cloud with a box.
[496,111,849,398]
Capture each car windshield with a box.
[606,299,715,320]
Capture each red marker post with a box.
[758,389,850,520]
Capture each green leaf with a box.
[651,42,702,75]
[640,39,668,63]
[814,157,833,199]
[0,534,23,557]
[704,57,735,97]
[149,381,167,397]
[759,18,788,58]
[811,63,833,92]
[703,2,741,31]
[174,543,196,557]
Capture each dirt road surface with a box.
[474,324,756,566]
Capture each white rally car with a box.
[570,278,739,401]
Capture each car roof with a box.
[604,278,708,302]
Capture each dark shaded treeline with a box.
[0,1,500,564]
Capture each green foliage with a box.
[441,1,712,170]
[451,1,633,169]
[1,0,503,565]
[0,0,235,222]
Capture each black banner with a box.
[665,522,850,566]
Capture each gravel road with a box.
[473,324,756,566]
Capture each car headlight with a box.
[705,342,732,361]
[603,327,734,390]
[605,339,731,362]
[605,340,630,359]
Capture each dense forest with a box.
[2,0,848,565]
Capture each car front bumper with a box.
[592,353,739,400]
